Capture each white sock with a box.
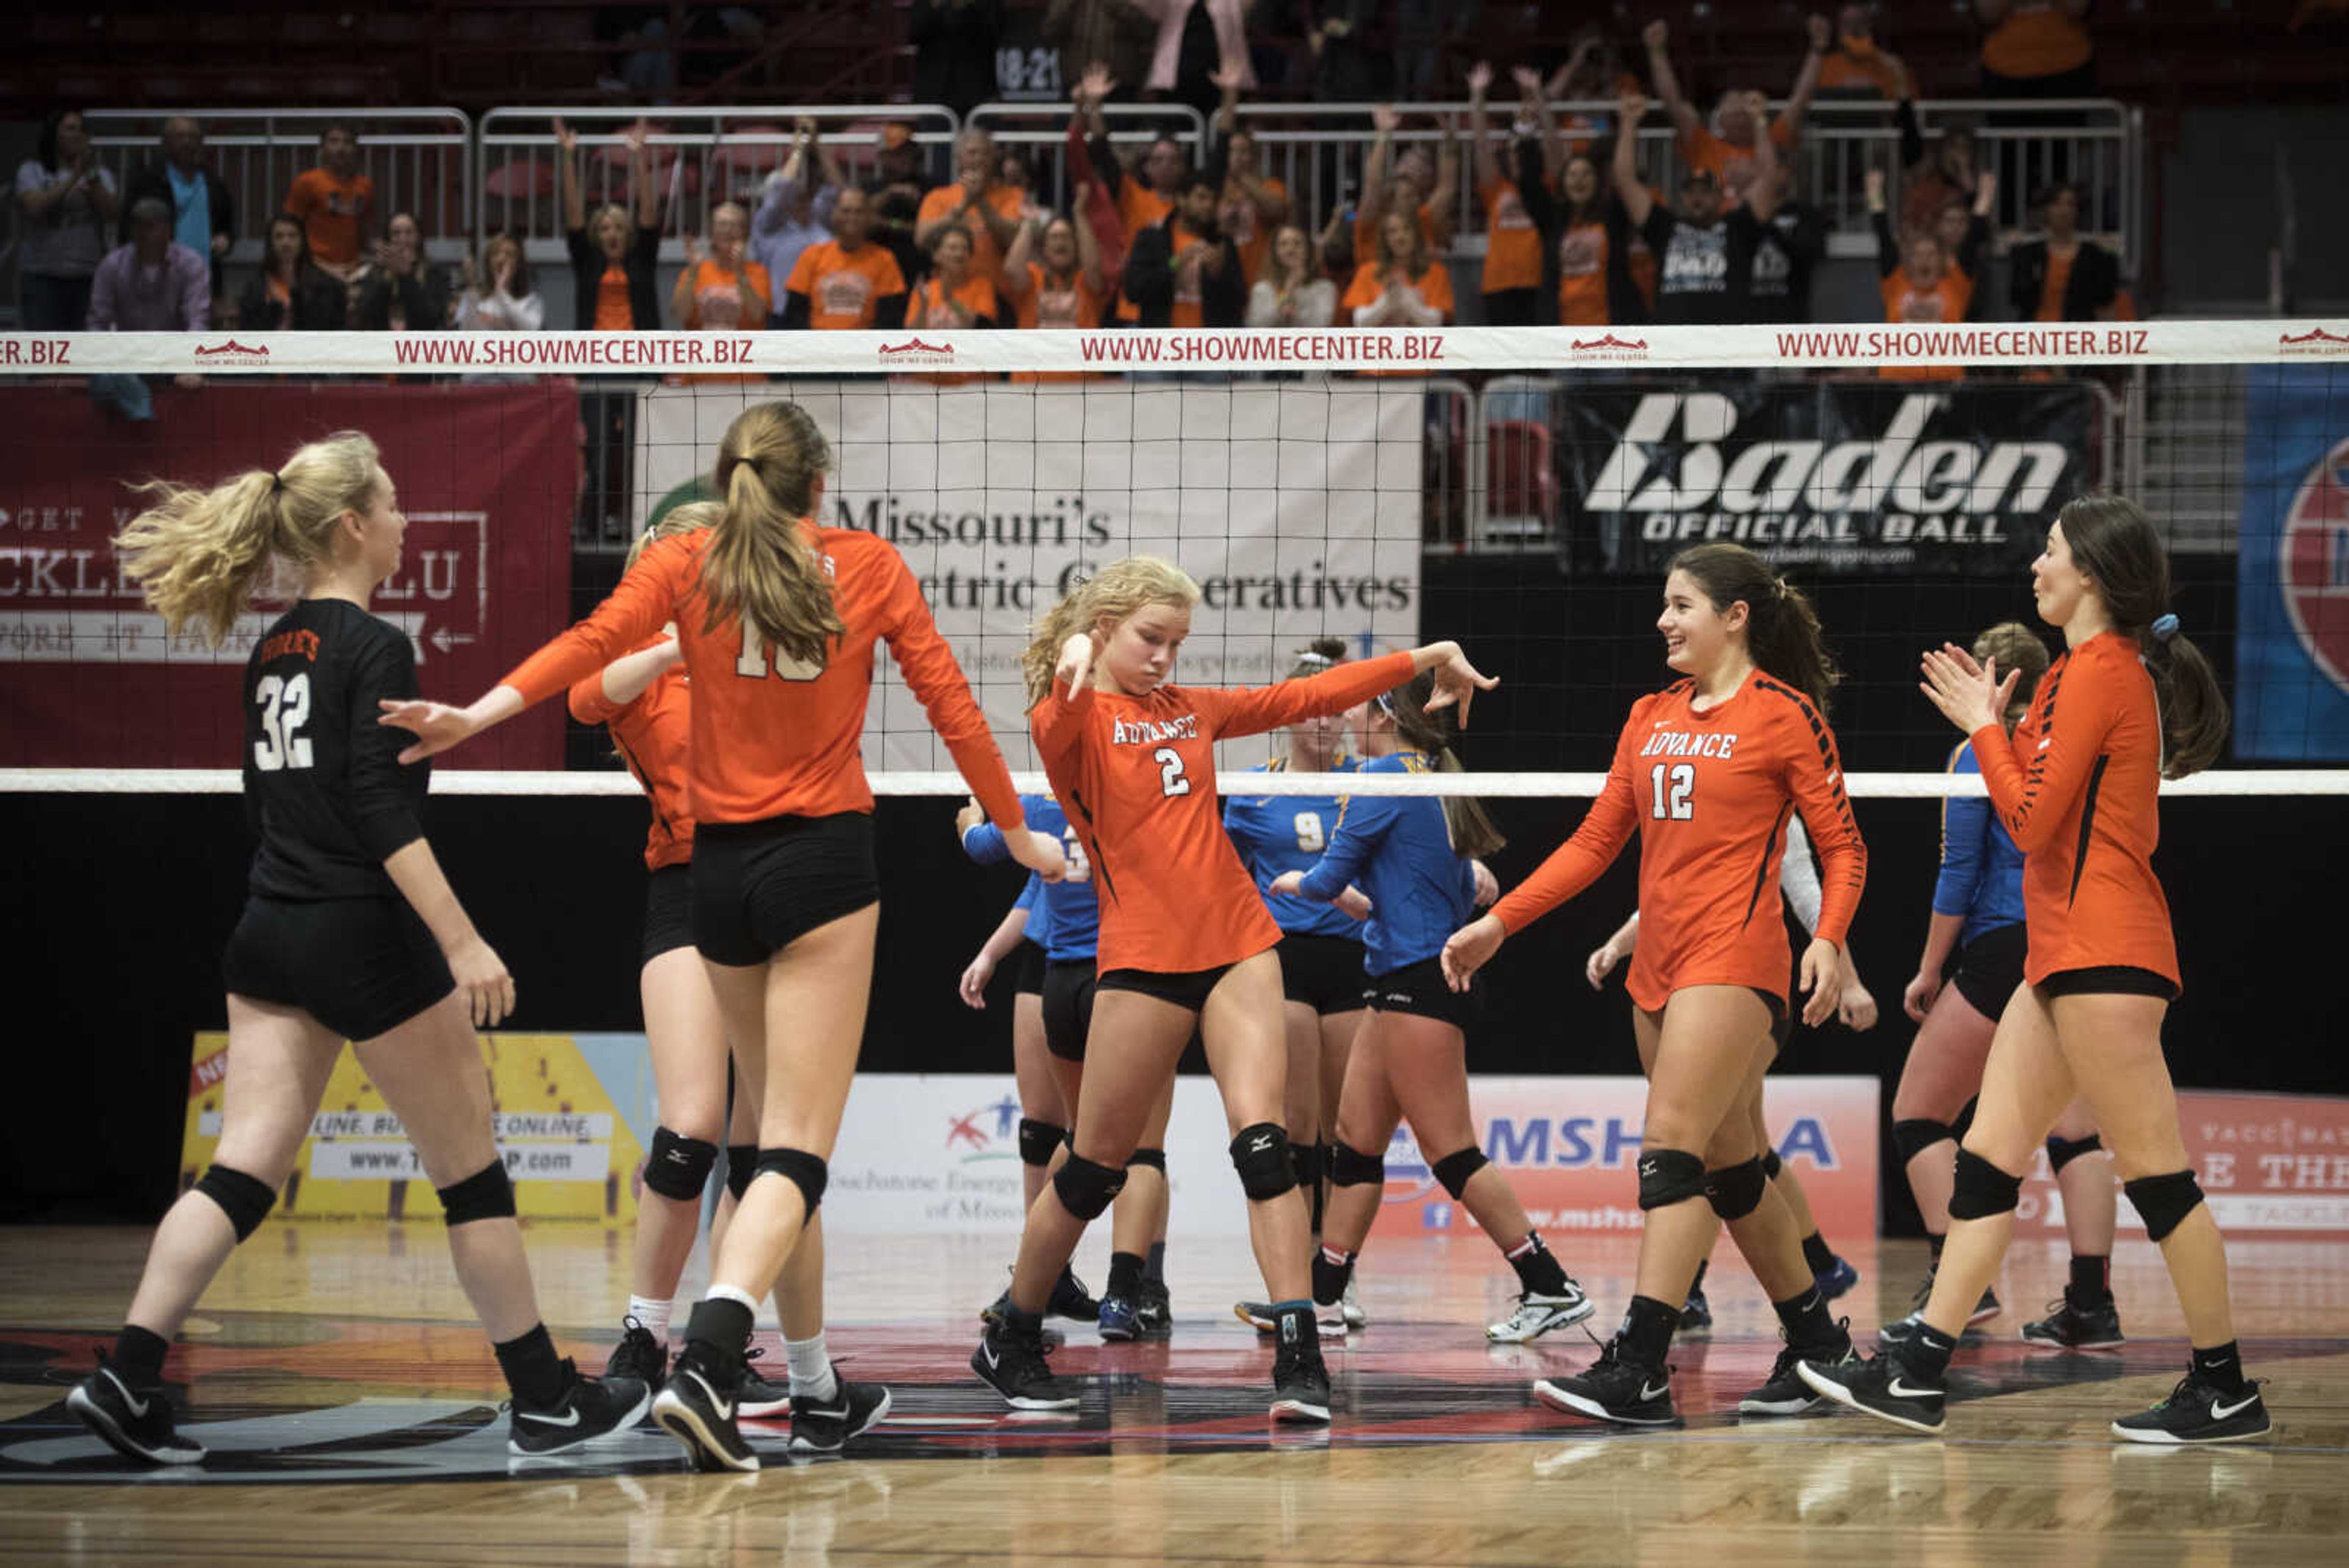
[785,1332,836,1401]
[626,1296,672,1340]
[705,1284,759,1312]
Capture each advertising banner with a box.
[2234,364,2349,760]
[1557,379,2101,576]
[2019,1090,2349,1242]
[635,381,1425,768]
[0,381,577,768]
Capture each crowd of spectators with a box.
[16,5,2137,354]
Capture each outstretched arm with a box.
[1781,13,1831,129]
[1642,19,1702,141]
[1612,89,1655,227]
[555,117,585,233]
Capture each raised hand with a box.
[1372,102,1401,135]
[1808,12,1833,51]
[1643,18,1669,51]
[1077,62,1117,107]
[553,116,577,153]
[1510,64,1545,98]
[1422,642,1499,728]
[1619,87,1650,124]
[625,119,650,155]
[1466,61,1495,98]
[954,795,985,836]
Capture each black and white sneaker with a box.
[1047,1266,1100,1323]
[738,1347,791,1418]
[971,1321,1080,1411]
[2022,1290,2126,1350]
[1678,1283,1713,1334]
[603,1316,667,1397]
[1269,1312,1332,1424]
[650,1343,758,1473]
[1486,1283,1597,1344]
[1135,1279,1173,1339]
[2110,1369,2270,1445]
[1907,1265,2001,1326]
[508,1362,651,1456]
[787,1364,891,1454]
[1532,1336,1677,1427]
[1742,1326,1857,1416]
[1796,1351,1947,1434]
[1234,1299,1278,1333]
[66,1357,204,1465]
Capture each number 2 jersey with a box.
[242,598,428,901]
[1490,673,1866,1010]
[1033,650,1416,976]
[1967,629,2176,988]
[501,524,1023,832]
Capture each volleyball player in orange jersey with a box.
[381,401,1063,1471]
[1800,496,2271,1445]
[1443,542,1866,1425]
[969,557,1495,1423]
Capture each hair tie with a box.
[1773,576,1791,601]
[2150,613,2180,643]
[270,472,286,495]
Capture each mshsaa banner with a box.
[2235,366,2349,760]
[633,382,1424,770]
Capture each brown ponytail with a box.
[1288,635,1349,680]
[1379,670,1506,861]
[2055,494,2230,778]
[695,401,845,670]
[1668,542,1842,714]
[114,431,384,646]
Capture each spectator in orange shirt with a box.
[907,225,1004,330]
[1356,102,1458,261]
[1817,4,1907,98]
[672,202,772,332]
[1644,15,1827,212]
[1524,147,1634,329]
[1343,207,1453,327]
[1004,209,1108,385]
[1868,166,1994,319]
[558,117,663,332]
[915,129,1028,289]
[782,188,910,331]
[282,122,374,280]
[1206,65,1290,286]
[1121,175,1243,328]
[1867,173,1972,381]
[2008,181,2123,323]
[1977,0,2094,98]
[1465,62,1547,326]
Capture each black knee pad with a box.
[754,1147,828,1213]
[1430,1146,1489,1201]
[724,1143,757,1202]
[1329,1141,1386,1187]
[1636,1148,1707,1211]
[2046,1133,2104,1174]
[1229,1123,1296,1202]
[1704,1156,1768,1221]
[1947,1148,2023,1221]
[643,1126,719,1202]
[1951,1096,1978,1142]
[2124,1169,2204,1243]
[1052,1150,1127,1219]
[1892,1118,1956,1167]
[436,1159,516,1225]
[193,1162,277,1243]
[1128,1146,1167,1173]
[1760,1148,1783,1181]
[1287,1139,1324,1191]
[1017,1118,1065,1169]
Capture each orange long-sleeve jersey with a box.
[568,636,694,871]
[507,527,1023,832]
[1034,650,1416,975]
[1968,630,2177,989]
[1490,674,1866,1011]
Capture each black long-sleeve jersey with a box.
[240,598,429,901]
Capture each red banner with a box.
[0,381,577,768]
[2020,1090,2349,1242]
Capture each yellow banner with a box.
[180,1033,644,1224]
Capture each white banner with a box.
[635,381,1425,770]
[2,321,2345,376]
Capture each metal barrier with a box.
[963,102,1209,218]
[83,108,473,267]
[477,105,962,266]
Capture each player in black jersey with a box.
[65,433,647,1466]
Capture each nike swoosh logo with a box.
[1887,1378,1945,1400]
[1639,1381,1669,1401]
[102,1368,150,1419]
[518,1404,583,1428]
[688,1369,735,1421]
[2211,1393,2260,1420]
[982,1343,1001,1370]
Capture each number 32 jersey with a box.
[242,598,429,902]
[1033,651,1414,976]
[1491,674,1867,1010]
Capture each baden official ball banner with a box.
[0,382,576,768]
[634,382,1424,770]
[1560,379,2102,576]
[179,1032,649,1224]
[2234,365,2349,760]
[2019,1090,2349,1243]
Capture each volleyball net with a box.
[2,323,2347,801]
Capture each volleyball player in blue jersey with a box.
[1269,671,1595,1342]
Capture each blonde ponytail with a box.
[1022,555,1201,705]
[114,430,383,646]
[695,401,845,669]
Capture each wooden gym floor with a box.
[1,1225,2344,1565]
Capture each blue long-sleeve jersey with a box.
[965,791,1099,962]
[1294,751,1475,975]
[1223,758,1369,942]
[1932,738,2027,946]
